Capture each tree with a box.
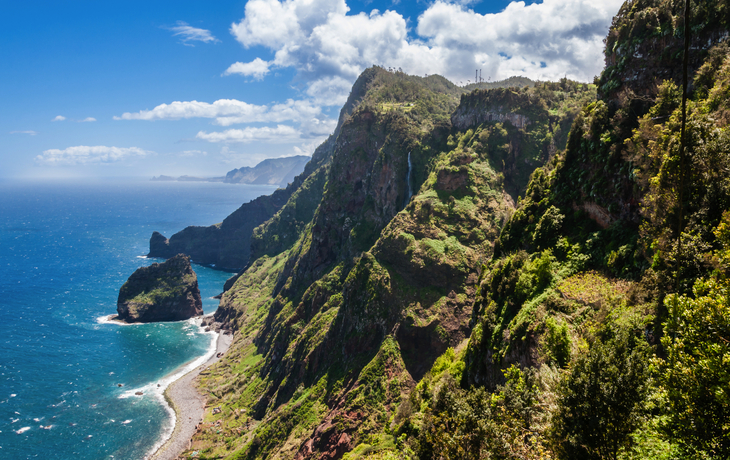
[551,326,651,460]
[659,212,730,457]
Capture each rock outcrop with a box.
[146,188,291,270]
[116,254,203,323]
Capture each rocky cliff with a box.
[179,68,595,459]
[147,187,291,270]
[116,254,202,323]
[166,2,730,458]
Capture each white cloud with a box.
[165,21,218,45]
[116,97,337,145]
[224,58,271,80]
[228,0,622,104]
[10,130,38,135]
[52,115,66,122]
[196,125,301,143]
[35,146,150,166]
[116,99,266,121]
[115,98,324,125]
[80,117,96,122]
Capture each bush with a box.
[551,325,652,460]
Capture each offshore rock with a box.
[116,254,203,323]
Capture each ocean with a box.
[0,178,274,459]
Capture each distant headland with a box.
[151,155,310,188]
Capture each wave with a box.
[95,314,140,326]
[114,326,218,459]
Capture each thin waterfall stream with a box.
[404,151,412,208]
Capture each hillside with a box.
[149,1,730,458]
[177,67,595,458]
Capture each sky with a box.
[0,0,625,179]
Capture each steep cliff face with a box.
[146,187,290,270]
[183,68,593,460]
[116,254,202,323]
[183,2,730,458]
[599,0,730,101]
[452,3,730,450]
[147,70,385,273]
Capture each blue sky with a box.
[0,0,623,178]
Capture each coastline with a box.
[148,325,233,460]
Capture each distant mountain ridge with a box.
[150,155,310,188]
[224,155,310,186]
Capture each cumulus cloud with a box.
[224,58,271,80]
[10,130,38,135]
[196,125,301,143]
[35,146,149,166]
[80,117,96,122]
[228,0,622,104]
[52,115,66,122]
[165,21,219,45]
[115,98,325,126]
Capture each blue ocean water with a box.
[0,178,274,459]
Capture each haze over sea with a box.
[0,178,273,459]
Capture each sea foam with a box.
[117,324,219,459]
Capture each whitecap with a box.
[11,418,19,423]
[121,420,131,425]
[95,314,137,326]
[134,330,220,459]
[15,427,30,434]
[10,394,16,398]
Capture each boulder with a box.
[116,254,203,323]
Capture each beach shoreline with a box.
[148,325,233,460]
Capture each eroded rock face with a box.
[116,254,203,323]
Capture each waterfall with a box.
[404,151,412,208]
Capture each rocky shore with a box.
[149,316,233,460]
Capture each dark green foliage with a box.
[541,317,571,368]
[599,0,730,100]
[658,213,730,458]
[533,206,565,250]
[250,163,329,260]
[180,2,730,456]
[415,366,547,460]
[551,325,652,460]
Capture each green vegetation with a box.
[175,3,730,458]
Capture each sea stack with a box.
[116,254,203,323]
[147,231,173,259]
